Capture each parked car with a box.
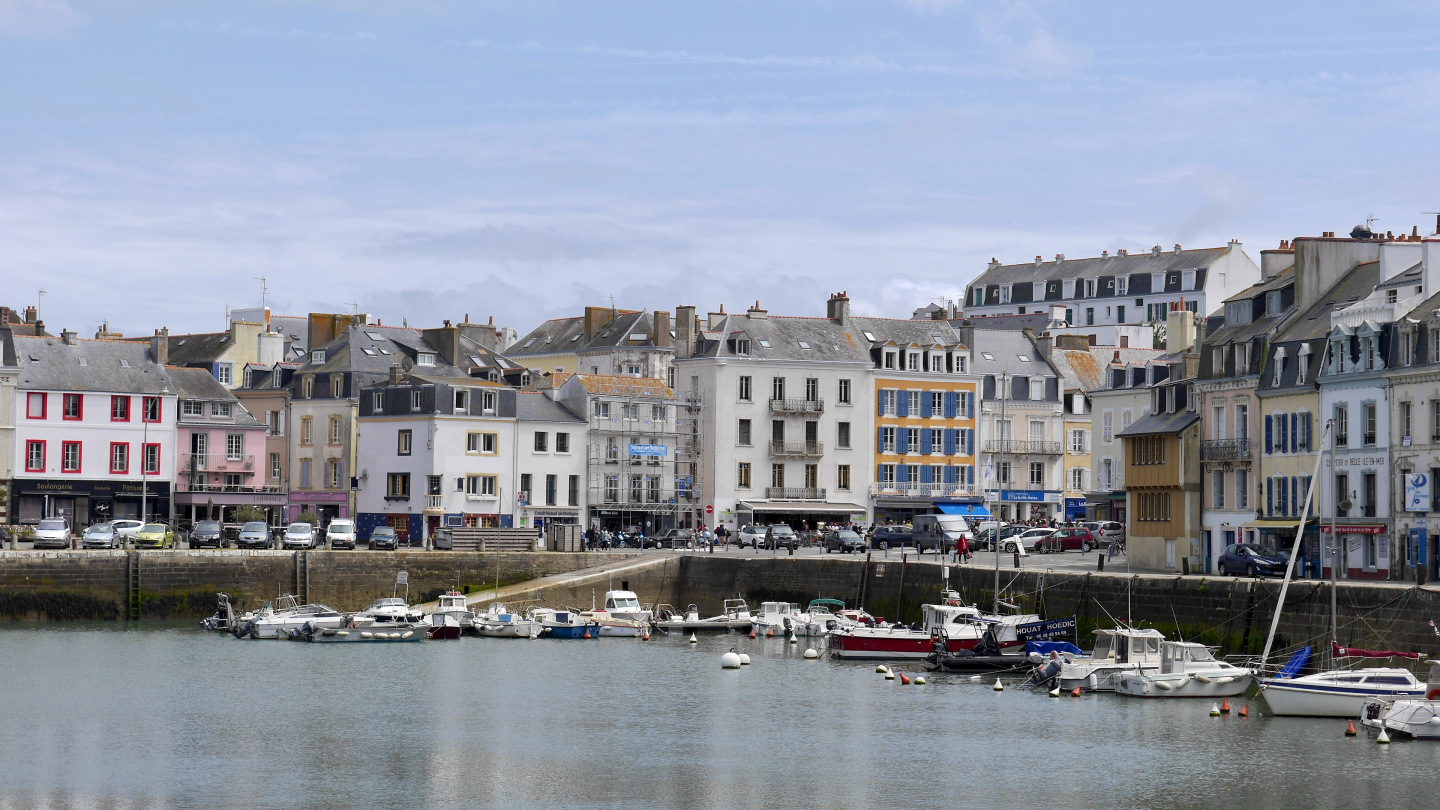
[736,525,764,548]
[1218,543,1288,577]
[81,523,121,549]
[134,523,176,549]
[997,527,1053,554]
[823,529,867,553]
[870,525,913,549]
[759,524,799,551]
[432,527,453,551]
[326,519,357,550]
[974,523,1026,551]
[1038,526,1096,553]
[369,526,398,550]
[282,522,317,550]
[31,518,72,549]
[110,519,145,541]
[647,528,693,549]
[190,520,227,549]
[1081,521,1125,549]
[237,521,273,549]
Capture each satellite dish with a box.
[1339,499,1353,512]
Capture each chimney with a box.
[747,301,768,320]
[1055,253,1065,264]
[1173,243,1182,253]
[707,304,726,330]
[1165,310,1197,354]
[1117,249,1128,257]
[1032,331,1053,359]
[34,319,44,334]
[1113,350,1121,363]
[988,258,1000,271]
[583,306,609,340]
[826,291,851,325]
[24,306,36,324]
[61,329,78,346]
[1101,250,1109,258]
[931,308,948,321]
[150,327,169,365]
[1034,255,1043,266]
[674,306,696,359]
[653,310,671,348]
[1151,244,1162,257]
[389,364,403,384]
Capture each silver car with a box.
[32,518,72,549]
[237,521,272,549]
[110,520,144,541]
[282,522,316,550]
[81,523,121,549]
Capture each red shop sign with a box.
[1318,525,1385,534]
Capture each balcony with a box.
[1200,438,1251,462]
[982,440,1062,455]
[184,454,256,473]
[765,487,827,500]
[870,482,978,498]
[178,482,283,494]
[769,398,824,414]
[770,441,824,458]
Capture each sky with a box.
[5,1,1440,339]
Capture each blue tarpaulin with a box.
[1025,641,1084,657]
[936,503,990,517]
[1276,646,1312,679]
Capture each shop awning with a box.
[1242,518,1318,529]
[738,501,868,514]
[937,503,991,517]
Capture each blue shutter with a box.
[944,428,956,456]
[1304,412,1312,451]
[897,428,909,454]
[1290,414,1299,453]
[922,391,934,418]
[878,391,886,416]
[877,464,884,483]
[1291,476,1298,517]
[897,464,910,483]
[946,465,957,484]
[877,428,885,454]
[920,465,932,484]
[897,392,910,417]
[967,429,975,455]
[1266,478,1273,516]
[1279,414,1288,454]
[1265,416,1273,454]
[967,392,975,417]
[967,465,975,486]
[920,428,933,455]
[944,392,957,418]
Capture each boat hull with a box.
[251,616,346,639]
[1057,664,1157,692]
[304,628,425,642]
[543,623,601,639]
[1262,680,1426,717]
[828,632,979,661]
[655,620,750,632]
[930,654,1032,673]
[1114,671,1253,698]
[476,621,541,638]
[1362,699,1440,739]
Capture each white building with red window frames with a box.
[7,331,178,529]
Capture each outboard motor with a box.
[233,619,256,639]
[1027,657,1064,688]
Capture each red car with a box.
[1038,527,1095,553]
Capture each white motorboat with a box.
[600,590,651,623]
[1114,641,1254,698]
[1360,661,1440,740]
[431,590,476,631]
[1056,627,1166,692]
[752,601,801,637]
[793,599,851,636]
[475,602,542,638]
[350,597,426,629]
[711,599,755,630]
[653,600,754,632]
[581,610,646,637]
[532,607,601,639]
[243,595,346,639]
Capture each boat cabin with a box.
[807,599,844,617]
[1090,628,1165,665]
[922,604,983,633]
[603,591,641,612]
[723,599,752,619]
[757,602,793,618]
[1158,642,1218,674]
[438,592,467,612]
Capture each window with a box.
[1102,411,1113,443]
[61,441,81,473]
[26,392,47,420]
[837,422,851,449]
[270,453,281,480]
[372,391,384,412]
[1070,467,1086,491]
[884,351,897,369]
[771,377,786,401]
[881,389,897,416]
[418,353,436,367]
[1236,469,1249,510]
[1402,401,1413,442]
[908,391,921,415]
[110,442,129,474]
[481,390,497,413]
[466,475,498,496]
[1100,458,1113,490]
[1131,436,1166,465]
[804,464,818,489]
[534,432,549,452]
[737,419,752,446]
[62,393,82,420]
[771,463,785,488]
[216,363,233,385]
[930,393,945,417]
[737,462,752,489]
[111,395,130,422]
[827,463,846,491]
[1363,471,1377,518]
[301,417,313,445]
[1402,331,1415,366]
[932,430,944,455]
[805,377,819,402]
[998,461,1012,486]
[397,429,412,456]
[1335,473,1349,517]
[1029,462,1045,487]
[1213,470,1226,509]
[387,473,411,499]
[906,352,920,371]
[882,426,896,453]
[1029,379,1044,400]
[838,379,851,404]
[140,443,159,475]
[1235,404,1248,440]
[906,428,921,453]
[1000,284,1011,304]
[554,432,570,453]
[183,400,204,417]
[545,474,558,506]
[521,474,534,504]
[1085,278,1096,298]
[1362,402,1377,446]
[738,375,752,401]
[1335,406,1348,446]
[25,440,45,472]
[329,416,342,445]
[329,375,343,398]
[568,475,580,506]
[1070,429,1087,454]
[467,432,497,454]
[226,433,244,461]
[1116,276,1127,296]
[410,390,422,411]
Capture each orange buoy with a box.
[749,628,756,639]
[1220,699,1231,714]
[1345,720,1358,736]
[766,627,774,638]
[899,672,911,685]
[642,628,650,641]
[1070,687,1082,697]
[1238,704,1249,718]
[582,628,591,640]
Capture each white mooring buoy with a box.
[689,632,698,644]
[1209,703,1221,717]
[1377,727,1392,744]
[721,651,742,669]
[738,653,751,665]
[1049,687,1061,698]
[884,670,896,680]
[915,676,927,685]
[803,648,819,659]
[993,679,1004,691]
[876,665,890,674]
[788,632,798,644]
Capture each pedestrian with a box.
[959,533,971,563]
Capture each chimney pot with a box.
[24,305,36,324]
[1035,255,1043,265]
[62,329,78,346]
[1055,253,1065,263]
[1101,250,1108,258]
[1173,243,1181,253]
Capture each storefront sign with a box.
[289,491,349,503]
[1406,474,1431,513]
[1325,455,1387,469]
[14,479,170,497]
[629,444,669,457]
[1318,525,1385,534]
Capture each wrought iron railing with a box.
[1200,438,1251,461]
[770,441,824,457]
[982,440,1062,454]
[770,398,825,414]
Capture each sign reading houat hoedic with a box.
[629,444,669,457]
[1405,473,1431,513]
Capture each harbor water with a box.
[2,624,1435,810]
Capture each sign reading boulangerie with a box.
[1405,473,1431,513]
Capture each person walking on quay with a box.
[716,524,729,550]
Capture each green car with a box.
[133,523,175,549]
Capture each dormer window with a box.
[1183,270,1196,291]
[410,390,422,411]
[372,391,383,411]
[907,352,920,371]
[884,351,897,369]
[1085,279,1096,298]
[1212,347,1224,375]
[1151,272,1164,291]
[1116,276,1128,296]
[1000,285,1012,304]
[311,349,326,364]
[1387,289,1399,304]
[1402,331,1415,366]
[733,339,750,355]
[1265,290,1281,316]
[1297,344,1311,385]
[1234,342,1250,374]
[418,353,436,367]
[1273,347,1286,386]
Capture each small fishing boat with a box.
[476,603,542,638]
[653,600,754,632]
[793,599,850,637]
[239,595,346,639]
[532,608,601,639]
[828,602,986,661]
[600,590,651,623]
[426,613,464,640]
[1360,661,1440,740]
[582,610,646,637]
[298,624,426,643]
[1114,641,1254,698]
[350,597,426,628]
[1055,627,1166,692]
[430,590,476,632]
[752,601,800,637]
[200,593,253,633]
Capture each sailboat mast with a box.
[1259,419,1331,667]
[994,372,1007,616]
[1328,415,1338,670]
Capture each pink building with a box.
[169,368,282,525]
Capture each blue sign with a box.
[1016,617,1077,642]
[1000,490,1045,502]
[629,444,669,457]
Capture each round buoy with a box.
[1071,687,1082,697]
[915,676,927,685]
[738,653,751,665]
[1049,687,1061,698]
[993,679,1004,691]
[899,672,911,685]
[689,632,698,644]
[1377,727,1392,744]
[721,652,742,669]
[804,648,819,659]
[1220,698,1231,714]
[788,633,798,644]
[1209,703,1221,717]
[876,665,890,674]
[1345,720,1358,737]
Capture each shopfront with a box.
[1064,497,1086,522]
[11,479,171,530]
[982,489,1062,522]
[176,490,288,527]
[734,501,867,532]
[1319,524,1391,581]
[288,491,349,526]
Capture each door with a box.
[190,433,208,483]
[1165,538,1176,569]
[1202,530,1212,574]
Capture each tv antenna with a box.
[254,276,268,313]
[346,301,359,318]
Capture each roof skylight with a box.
[862,331,877,342]
[982,352,994,361]
[758,339,772,348]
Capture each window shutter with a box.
[878,392,886,416]
[1304,412,1312,451]
[1290,476,1298,517]
[897,464,910,483]
[877,428,885,454]
[920,428,932,455]
[1265,416,1273,454]
[922,391,934,418]
[1290,413,1298,453]
[877,464,884,483]
[1266,478,1273,516]
[944,392,956,418]
[967,428,975,455]
[897,392,910,417]
[920,465,932,484]
[897,429,909,454]
[944,428,956,456]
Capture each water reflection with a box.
[1,624,1435,809]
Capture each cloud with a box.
[0,0,84,36]
[1013,29,1088,75]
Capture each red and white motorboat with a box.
[826,592,1039,661]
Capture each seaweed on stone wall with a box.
[137,591,222,619]
[0,591,123,621]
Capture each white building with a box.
[969,330,1065,521]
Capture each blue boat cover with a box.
[1277,646,1312,679]
[937,504,990,517]
[1025,641,1083,656]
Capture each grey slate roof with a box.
[168,367,263,427]
[696,315,870,363]
[970,331,1054,378]
[971,247,1228,288]
[1116,409,1199,437]
[509,310,668,358]
[13,336,172,394]
[1273,261,1381,344]
[849,316,963,348]
[514,391,585,423]
[1376,262,1422,291]
[952,313,1053,332]
[581,311,665,351]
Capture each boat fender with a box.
[402,630,414,639]
[1195,675,1213,684]
[361,631,373,639]
[322,629,337,637]
[1155,681,1173,691]
[1216,676,1234,685]
[1175,676,1190,689]
[336,631,349,637]
[1428,715,1440,726]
